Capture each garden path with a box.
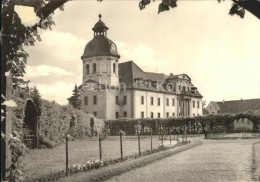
[106,139,258,182]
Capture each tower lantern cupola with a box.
[81,14,120,86]
[92,14,108,36]
[81,14,120,60]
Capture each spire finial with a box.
[99,14,102,20]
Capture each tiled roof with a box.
[203,108,209,115]
[119,61,202,97]
[216,98,260,114]
[119,61,168,92]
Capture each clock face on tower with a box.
[110,43,116,52]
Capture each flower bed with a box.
[25,140,191,182]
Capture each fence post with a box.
[159,124,161,140]
[120,131,123,160]
[169,128,171,144]
[161,125,164,146]
[181,126,184,142]
[138,130,141,155]
[185,126,187,141]
[150,127,153,152]
[65,135,69,176]
[99,133,102,160]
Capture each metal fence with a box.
[22,131,193,181]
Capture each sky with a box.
[20,0,260,105]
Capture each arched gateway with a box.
[24,99,39,149]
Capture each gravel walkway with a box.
[106,139,259,182]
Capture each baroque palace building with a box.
[79,15,203,120]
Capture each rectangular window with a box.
[116,112,119,119]
[151,112,154,118]
[141,96,144,105]
[93,111,97,117]
[172,113,175,117]
[151,97,154,105]
[124,96,127,104]
[166,112,169,118]
[93,95,97,105]
[158,98,160,106]
[141,112,144,118]
[158,113,160,118]
[116,96,119,105]
[166,98,169,106]
[84,96,88,105]
[193,101,195,108]
[197,101,200,108]
[172,99,175,106]
[123,111,127,117]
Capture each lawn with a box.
[21,135,177,180]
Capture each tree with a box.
[202,100,207,109]
[138,0,260,19]
[90,117,95,136]
[1,0,68,180]
[68,85,82,110]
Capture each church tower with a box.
[81,14,120,86]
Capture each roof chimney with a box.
[223,99,225,104]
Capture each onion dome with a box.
[81,14,120,60]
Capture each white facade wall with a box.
[81,90,107,119]
[164,94,178,118]
[206,102,220,115]
[105,90,120,119]
[82,56,119,86]
[133,90,179,119]
[191,98,203,116]
[81,89,202,120]
[233,118,253,130]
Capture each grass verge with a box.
[58,140,203,182]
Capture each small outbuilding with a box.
[206,98,260,130]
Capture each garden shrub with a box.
[4,87,104,181]
[38,100,104,148]
[106,113,260,136]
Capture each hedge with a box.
[105,113,260,135]
[38,100,105,148]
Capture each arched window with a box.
[93,63,97,74]
[86,64,90,74]
[113,63,116,73]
